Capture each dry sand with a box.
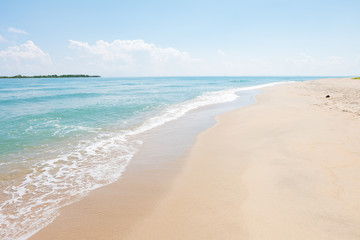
[31,78,360,240]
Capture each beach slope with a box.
[123,78,360,240]
[31,78,360,240]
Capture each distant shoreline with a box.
[0,74,101,79]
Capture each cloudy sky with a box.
[0,0,359,77]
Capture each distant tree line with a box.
[0,74,101,78]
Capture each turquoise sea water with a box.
[0,76,326,239]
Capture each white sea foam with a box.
[0,81,288,240]
[130,81,287,135]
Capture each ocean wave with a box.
[0,93,104,105]
[130,81,287,135]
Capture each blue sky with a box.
[0,0,359,76]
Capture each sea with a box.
[0,76,326,239]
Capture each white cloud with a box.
[68,39,202,76]
[0,41,52,75]
[8,27,27,34]
[0,41,51,63]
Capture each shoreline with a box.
[29,88,260,240]
[1,77,279,240]
[31,78,360,239]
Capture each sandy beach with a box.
[31,78,360,240]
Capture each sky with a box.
[0,0,359,77]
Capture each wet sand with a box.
[31,78,360,240]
